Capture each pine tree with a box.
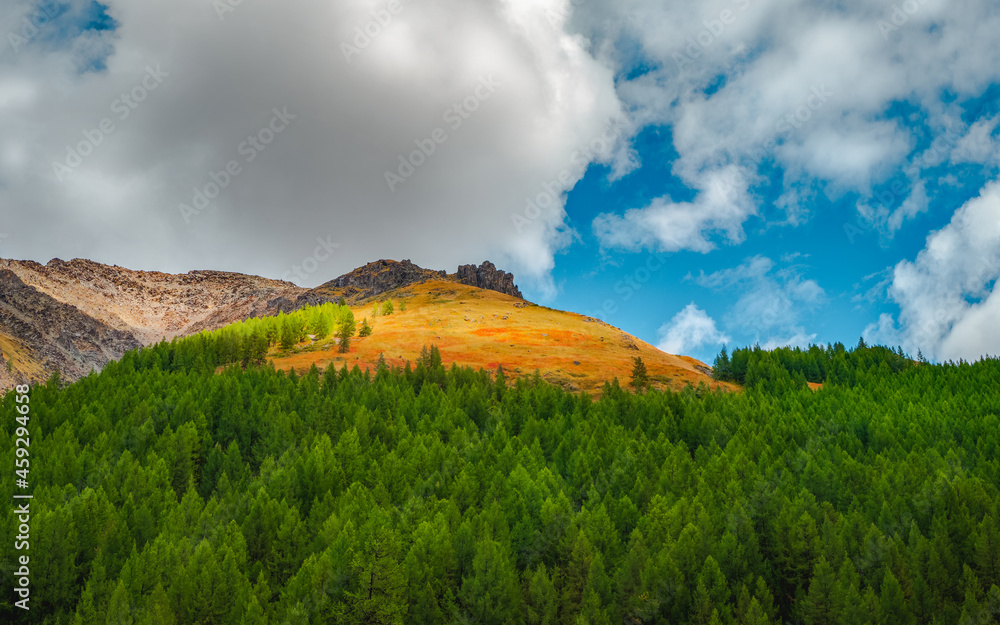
[801,556,836,624]
[630,357,650,391]
[713,346,732,381]
[313,310,333,340]
[878,569,914,625]
[136,583,175,625]
[279,318,298,351]
[359,318,373,337]
[337,310,357,354]
[494,365,506,400]
[105,580,133,625]
[526,564,558,625]
[459,538,520,624]
[342,527,406,625]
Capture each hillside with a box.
[0,257,722,393]
[0,268,143,387]
[0,258,306,390]
[2,258,307,344]
[271,279,726,394]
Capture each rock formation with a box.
[455,261,523,299]
[303,259,447,304]
[304,259,523,303]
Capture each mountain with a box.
[0,256,721,392]
[0,268,142,390]
[0,257,307,390]
[272,278,724,394]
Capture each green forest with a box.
[2,334,999,624]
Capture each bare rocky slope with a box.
[0,258,307,390]
[3,258,307,344]
[0,257,529,391]
[0,269,142,388]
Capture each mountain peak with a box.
[308,259,523,302]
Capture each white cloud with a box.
[593,165,753,253]
[584,0,1000,251]
[693,255,824,344]
[865,180,1000,361]
[951,115,1000,166]
[0,0,628,295]
[762,330,818,351]
[656,302,730,354]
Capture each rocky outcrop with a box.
[455,261,523,299]
[304,259,447,304]
[307,259,524,303]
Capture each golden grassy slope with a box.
[270,280,733,394]
[0,332,45,382]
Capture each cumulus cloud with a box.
[762,330,818,351]
[593,165,754,253]
[864,181,1000,361]
[584,0,1000,251]
[951,115,1000,166]
[0,0,628,294]
[693,255,824,345]
[656,302,729,354]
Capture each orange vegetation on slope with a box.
[270,280,734,395]
[0,332,45,390]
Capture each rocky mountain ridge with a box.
[0,256,526,390]
[305,259,524,303]
[0,269,143,388]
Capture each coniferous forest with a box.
[2,336,1000,624]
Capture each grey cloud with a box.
[0,0,627,296]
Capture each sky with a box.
[1,0,999,365]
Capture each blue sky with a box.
[543,114,997,363]
[2,0,1000,364]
